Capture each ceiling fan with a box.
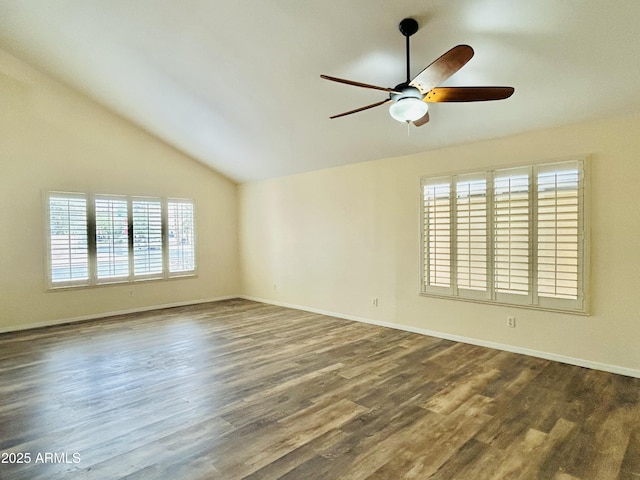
[321,18,514,126]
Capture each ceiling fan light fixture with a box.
[389,97,428,122]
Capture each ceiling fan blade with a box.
[424,86,515,102]
[321,75,400,94]
[329,99,391,119]
[413,111,430,127]
[409,45,474,94]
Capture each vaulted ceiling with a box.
[2,1,640,182]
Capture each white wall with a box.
[0,50,240,331]
[240,114,640,376]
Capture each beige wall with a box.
[3,46,639,376]
[239,114,640,375]
[0,50,240,330]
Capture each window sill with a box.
[46,273,198,292]
[418,291,589,316]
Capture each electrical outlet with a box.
[129,290,135,297]
[507,316,516,328]
[371,297,379,307]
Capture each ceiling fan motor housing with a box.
[390,84,423,102]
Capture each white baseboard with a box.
[0,295,239,334]
[241,295,640,379]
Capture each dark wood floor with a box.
[1,299,639,479]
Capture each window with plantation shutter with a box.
[133,199,163,277]
[536,162,583,310]
[46,192,196,289]
[420,158,588,313]
[47,193,89,287]
[493,168,530,303]
[95,196,129,281]
[422,181,452,290]
[168,200,196,275]
[456,175,488,296]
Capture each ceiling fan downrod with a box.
[399,18,419,83]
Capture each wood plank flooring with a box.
[1,298,639,479]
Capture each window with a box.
[168,200,195,274]
[536,166,581,303]
[456,175,488,294]
[95,196,129,281]
[421,158,588,313]
[423,182,451,288]
[46,193,196,289]
[133,199,163,277]
[493,168,530,301]
[48,193,89,286]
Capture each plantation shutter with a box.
[456,174,489,298]
[47,193,89,286]
[95,196,129,281]
[493,168,531,304]
[167,200,196,275]
[422,179,452,292]
[133,198,163,277]
[535,161,584,310]
[420,158,587,313]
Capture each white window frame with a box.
[420,157,589,314]
[45,192,197,290]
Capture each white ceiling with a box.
[2,0,640,183]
